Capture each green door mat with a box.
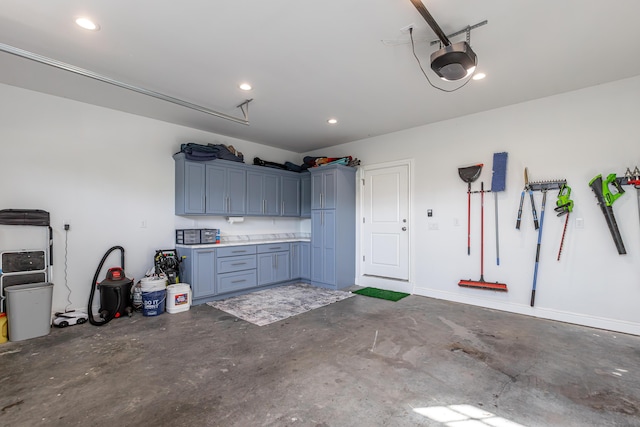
[352,287,410,302]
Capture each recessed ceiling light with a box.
[327,118,338,124]
[75,17,100,31]
[472,72,486,80]
[239,83,252,91]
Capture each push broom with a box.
[458,181,508,291]
[491,152,508,265]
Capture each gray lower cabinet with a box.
[216,246,258,293]
[291,242,310,280]
[179,242,307,305]
[257,243,290,286]
[178,247,216,302]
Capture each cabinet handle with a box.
[232,250,246,253]
[226,196,230,213]
[320,193,323,208]
[231,262,246,266]
[281,200,285,214]
[231,279,246,284]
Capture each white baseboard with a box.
[413,285,640,336]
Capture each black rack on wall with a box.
[0,209,53,311]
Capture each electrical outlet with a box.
[428,222,439,230]
[575,218,584,229]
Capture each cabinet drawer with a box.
[217,270,257,293]
[257,243,290,253]
[217,245,257,257]
[216,254,257,274]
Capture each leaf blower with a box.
[88,246,133,326]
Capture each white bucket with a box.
[166,283,192,314]
[140,276,167,292]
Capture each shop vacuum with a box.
[88,246,133,326]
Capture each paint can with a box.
[140,276,167,316]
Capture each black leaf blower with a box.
[88,246,133,326]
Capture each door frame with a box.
[356,159,413,293]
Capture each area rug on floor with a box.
[206,283,355,326]
[352,287,410,301]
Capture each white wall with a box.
[0,83,306,314]
[305,75,640,335]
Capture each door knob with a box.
[402,227,407,231]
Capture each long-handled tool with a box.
[459,182,508,291]
[516,167,539,230]
[490,152,508,265]
[530,189,548,307]
[458,163,483,255]
[589,173,626,255]
[555,184,574,261]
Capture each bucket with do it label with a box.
[140,276,167,316]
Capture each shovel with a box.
[458,164,483,255]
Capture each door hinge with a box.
[362,217,365,223]
[361,178,365,186]
[363,255,365,262]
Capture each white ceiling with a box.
[2,1,640,153]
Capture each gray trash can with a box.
[6,282,53,341]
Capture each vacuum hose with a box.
[88,246,125,326]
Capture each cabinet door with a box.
[274,252,290,283]
[300,242,311,280]
[206,165,246,215]
[257,253,275,286]
[226,167,247,215]
[311,210,336,285]
[246,171,265,215]
[191,249,216,298]
[300,174,311,217]
[205,164,227,214]
[281,176,301,217]
[263,173,280,215]
[311,169,337,209]
[291,243,301,279]
[181,161,205,214]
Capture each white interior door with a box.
[362,164,409,280]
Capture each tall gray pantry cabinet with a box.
[310,164,356,289]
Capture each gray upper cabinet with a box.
[175,153,307,217]
[175,158,206,214]
[247,170,280,216]
[205,163,247,215]
[311,168,338,210]
[300,173,311,217]
[174,153,246,216]
[281,175,301,217]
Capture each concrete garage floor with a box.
[1,293,639,427]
